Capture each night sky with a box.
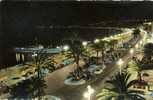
[1,1,153,47]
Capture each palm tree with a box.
[100,40,108,65]
[97,72,145,100]
[108,39,119,62]
[64,35,89,80]
[143,43,153,63]
[110,39,118,50]
[24,49,56,78]
[127,58,144,82]
[133,29,140,39]
[91,41,102,64]
[91,40,107,64]
[10,77,46,99]
[67,40,83,68]
[65,36,88,69]
[31,49,56,99]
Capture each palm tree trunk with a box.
[37,64,41,100]
[76,55,79,68]
[101,50,105,65]
[75,55,81,80]
[96,51,99,64]
[138,72,142,81]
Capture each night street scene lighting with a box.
[1,1,153,100]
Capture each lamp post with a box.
[117,59,124,74]
[56,46,60,49]
[83,85,95,100]
[135,44,139,49]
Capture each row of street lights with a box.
[58,41,88,52]
[58,30,132,52]
[116,35,145,75]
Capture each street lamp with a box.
[110,36,113,39]
[56,46,60,49]
[139,40,143,45]
[135,44,139,49]
[83,85,95,100]
[32,52,38,58]
[129,48,134,58]
[117,59,124,74]
[94,39,100,43]
[130,48,134,55]
[38,45,44,49]
[82,41,88,47]
[63,45,69,51]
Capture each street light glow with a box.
[117,59,124,66]
[32,53,37,57]
[56,46,60,49]
[63,45,69,51]
[83,85,95,100]
[135,44,139,49]
[83,92,89,98]
[94,39,100,43]
[130,48,134,54]
[147,22,152,25]
[82,41,88,46]
[139,40,143,45]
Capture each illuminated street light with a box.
[130,48,134,55]
[82,41,88,47]
[83,85,95,100]
[139,40,143,45]
[129,48,134,58]
[147,22,152,25]
[94,39,100,43]
[117,59,124,74]
[38,45,44,49]
[56,46,60,49]
[32,52,37,57]
[110,36,114,39]
[63,45,69,51]
[135,44,139,49]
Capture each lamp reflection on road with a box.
[83,85,95,100]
